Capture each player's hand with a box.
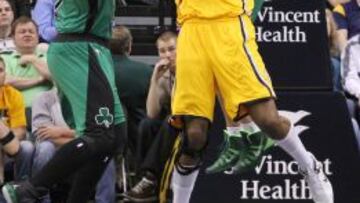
[152,58,170,81]
[0,120,10,139]
[36,126,64,141]
[19,54,37,66]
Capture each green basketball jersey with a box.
[55,0,114,39]
[252,0,265,21]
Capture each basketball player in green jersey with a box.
[2,1,126,203]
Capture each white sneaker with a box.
[299,153,334,203]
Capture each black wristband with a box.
[0,131,15,146]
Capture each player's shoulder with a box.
[2,85,21,97]
[1,85,24,105]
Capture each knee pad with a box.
[172,116,210,172]
[175,131,208,175]
[179,131,208,161]
[180,115,209,157]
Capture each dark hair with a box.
[156,31,177,47]
[110,25,133,55]
[11,16,38,36]
[1,0,14,12]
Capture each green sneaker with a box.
[205,130,247,174]
[231,131,275,174]
[2,183,18,203]
[2,181,45,203]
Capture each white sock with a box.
[226,126,241,134]
[239,121,260,133]
[227,121,260,135]
[171,167,199,203]
[276,124,313,169]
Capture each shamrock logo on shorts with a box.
[95,107,113,128]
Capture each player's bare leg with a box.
[247,98,333,203]
[171,117,209,203]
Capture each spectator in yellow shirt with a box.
[0,56,34,200]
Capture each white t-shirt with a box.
[0,38,15,54]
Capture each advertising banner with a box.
[192,92,360,203]
[255,0,332,90]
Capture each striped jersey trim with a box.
[238,16,275,96]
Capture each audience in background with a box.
[1,17,52,129]
[31,88,117,203]
[123,31,177,203]
[333,0,360,52]
[6,0,31,18]
[111,25,153,165]
[0,56,34,202]
[341,33,360,150]
[326,9,343,91]
[32,0,57,42]
[0,0,15,54]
